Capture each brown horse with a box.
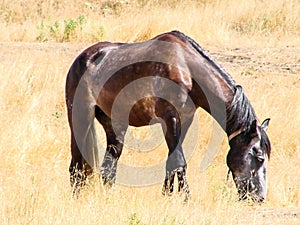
[66,30,271,201]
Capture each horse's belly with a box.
[98,93,157,127]
[128,97,157,127]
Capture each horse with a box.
[65,30,271,202]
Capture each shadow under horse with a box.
[65,30,271,202]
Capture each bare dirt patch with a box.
[209,45,300,75]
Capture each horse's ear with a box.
[261,118,270,132]
[250,120,259,138]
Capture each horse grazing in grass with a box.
[66,30,271,201]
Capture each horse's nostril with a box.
[238,193,247,201]
[251,194,265,203]
[250,170,256,178]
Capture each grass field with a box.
[0,0,299,224]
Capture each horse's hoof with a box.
[101,176,115,187]
[162,166,191,201]
[162,184,173,196]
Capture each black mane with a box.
[225,85,257,135]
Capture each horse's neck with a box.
[191,75,256,139]
[179,37,256,138]
[189,60,236,131]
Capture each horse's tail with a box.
[66,44,104,174]
[82,118,100,171]
[69,72,101,172]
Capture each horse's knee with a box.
[166,147,186,172]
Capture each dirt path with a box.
[209,46,300,75]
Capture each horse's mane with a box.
[225,85,257,135]
[227,87,271,158]
[170,30,236,90]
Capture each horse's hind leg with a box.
[68,133,93,194]
[66,80,97,195]
[95,106,127,186]
[68,103,96,195]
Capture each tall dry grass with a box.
[0,0,299,224]
[0,0,299,46]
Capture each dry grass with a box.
[0,0,299,46]
[0,0,299,224]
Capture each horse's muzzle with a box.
[234,175,267,202]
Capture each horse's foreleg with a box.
[176,166,190,201]
[95,107,127,186]
[161,116,190,200]
[162,115,193,201]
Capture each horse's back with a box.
[66,31,199,126]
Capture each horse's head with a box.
[226,119,271,202]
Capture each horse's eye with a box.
[252,147,258,153]
[252,147,265,163]
[256,155,265,163]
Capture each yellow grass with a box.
[0,0,299,224]
[0,0,299,45]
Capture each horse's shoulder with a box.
[151,31,191,49]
